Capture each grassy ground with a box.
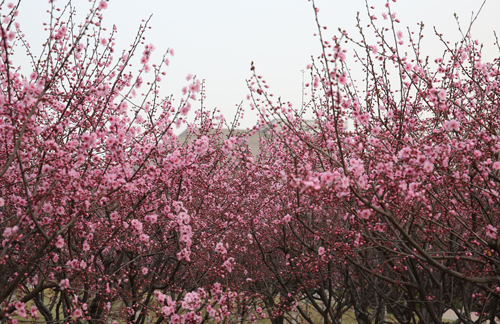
[10,290,456,324]
[253,307,456,324]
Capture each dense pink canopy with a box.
[0,0,499,323]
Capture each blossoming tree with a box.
[243,1,500,323]
[0,1,245,323]
[2,0,500,323]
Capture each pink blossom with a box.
[55,235,64,248]
[171,314,182,324]
[313,75,319,88]
[486,225,498,240]
[445,120,460,132]
[43,202,53,214]
[423,160,434,173]
[111,212,121,222]
[318,246,325,256]
[117,131,126,142]
[357,113,369,125]
[69,259,79,268]
[135,77,143,88]
[398,147,411,159]
[152,292,166,304]
[224,137,237,150]
[153,292,165,303]
[81,133,91,143]
[178,212,190,223]
[106,136,116,147]
[176,248,192,262]
[30,306,39,319]
[145,214,158,223]
[6,30,14,41]
[17,308,27,318]
[215,242,227,254]
[98,0,108,10]
[131,219,143,233]
[142,267,148,275]
[180,102,191,116]
[15,301,25,311]
[371,126,381,136]
[60,278,70,290]
[320,171,335,184]
[358,209,371,220]
[2,226,17,238]
[74,309,83,318]
[182,291,201,310]
[180,234,191,243]
[437,89,447,101]
[162,306,174,316]
[189,80,201,93]
[222,257,234,272]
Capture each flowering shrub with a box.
[240,0,500,322]
[0,1,241,323]
[1,0,500,323]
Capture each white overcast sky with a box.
[14,0,500,129]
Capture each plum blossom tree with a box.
[241,0,500,323]
[0,1,245,323]
[2,0,500,323]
